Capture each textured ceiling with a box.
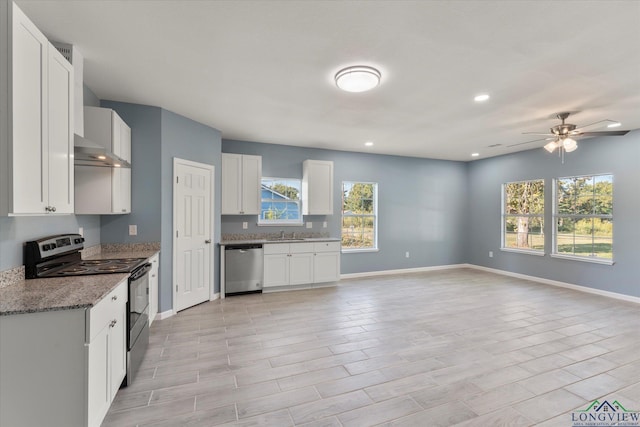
[16,0,640,161]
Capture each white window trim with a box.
[341,181,378,252]
[258,177,303,226]
[552,174,614,264]
[500,180,545,255]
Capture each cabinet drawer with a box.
[87,280,127,342]
[289,242,314,253]
[263,244,289,255]
[314,241,340,253]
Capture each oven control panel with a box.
[28,234,85,259]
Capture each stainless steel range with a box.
[24,234,151,387]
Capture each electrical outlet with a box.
[323,221,327,228]
[405,251,410,258]
[242,222,248,229]
[306,222,313,229]
[129,225,137,236]
[489,251,493,258]
[78,227,83,236]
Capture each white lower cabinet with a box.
[149,253,159,325]
[87,281,127,426]
[0,279,127,427]
[263,241,340,289]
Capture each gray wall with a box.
[467,130,640,297]
[98,102,221,313]
[160,109,222,311]
[222,139,469,274]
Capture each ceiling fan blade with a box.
[573,130,630,137]
[507,137,554,147]
[571,119,619,133]
[522,132,555,136]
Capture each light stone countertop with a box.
[0,249,160,316]
[220,237,341,245]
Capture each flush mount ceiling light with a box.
[474,94,490,102]
[335,66,381,93]
[364,141,374,147]
[471,153,479,157]
[607,122,621,128]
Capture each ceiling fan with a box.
[509,112,630,157]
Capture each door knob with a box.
[205,239,211,244]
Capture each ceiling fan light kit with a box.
[335,65,381,93]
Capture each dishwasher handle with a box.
[225,244,263,251]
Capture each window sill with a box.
[500,248,545,256]
[550,253,614,265]
[341,248,379,254]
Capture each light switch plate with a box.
[242,222,248,229]
[129,225,137,236]
[323,221,327,228]
[306,222,313,229]
[78,227,83,236]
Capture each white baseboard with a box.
[340,264,468,280]
[156,309,175,320]
[210,292,220,301]
[467,264,640,304]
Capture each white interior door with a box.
[173,158,214,312]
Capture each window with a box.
[554,174,613,261]
[342,182,377,251]
[259,177,302,225]
[502,180,544,253]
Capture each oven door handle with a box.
[130,263,152,281]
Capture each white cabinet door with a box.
[10,5,48,214]
[149,254,159,325]
[241,154,261,215]
[47,46,74,214]
[289,253,314,285]
[302,160,334,215]
[221,153,262,215]
[221,153,242,214]
[87,324,110,427]
[4,4,72,216]
[314,252,340,283]
[109,303,126,401]
[264,254,289,287]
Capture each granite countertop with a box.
[0,249,160,316]
[220,237,341,245]
[0,273,129,316]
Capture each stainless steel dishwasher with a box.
[225,244,263,295]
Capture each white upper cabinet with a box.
[221,153,262,215]
[75,107,132,214]
[302,160,334,215]
[0,1,74,216]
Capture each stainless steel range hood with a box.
[74,134,131,168]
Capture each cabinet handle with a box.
[205,239,211,244]
[109,319,117,328]
[51,206,56,212]
[112,295,118,301]
[45,206,51,212]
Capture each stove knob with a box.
[42,244,51,251]
[50,244,57,249]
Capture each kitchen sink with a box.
[266,238,306,241]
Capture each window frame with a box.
[341,181,378,253]
[258,177,303,226]
[500,179,545,256]
[551,173,614,265]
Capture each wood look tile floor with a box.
[102,269,640,426]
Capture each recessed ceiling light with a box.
[335,66,381,93]
[474,94,490,102]
[471,153,480,157]
[607,122,621,128]
[364,141,374,147]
